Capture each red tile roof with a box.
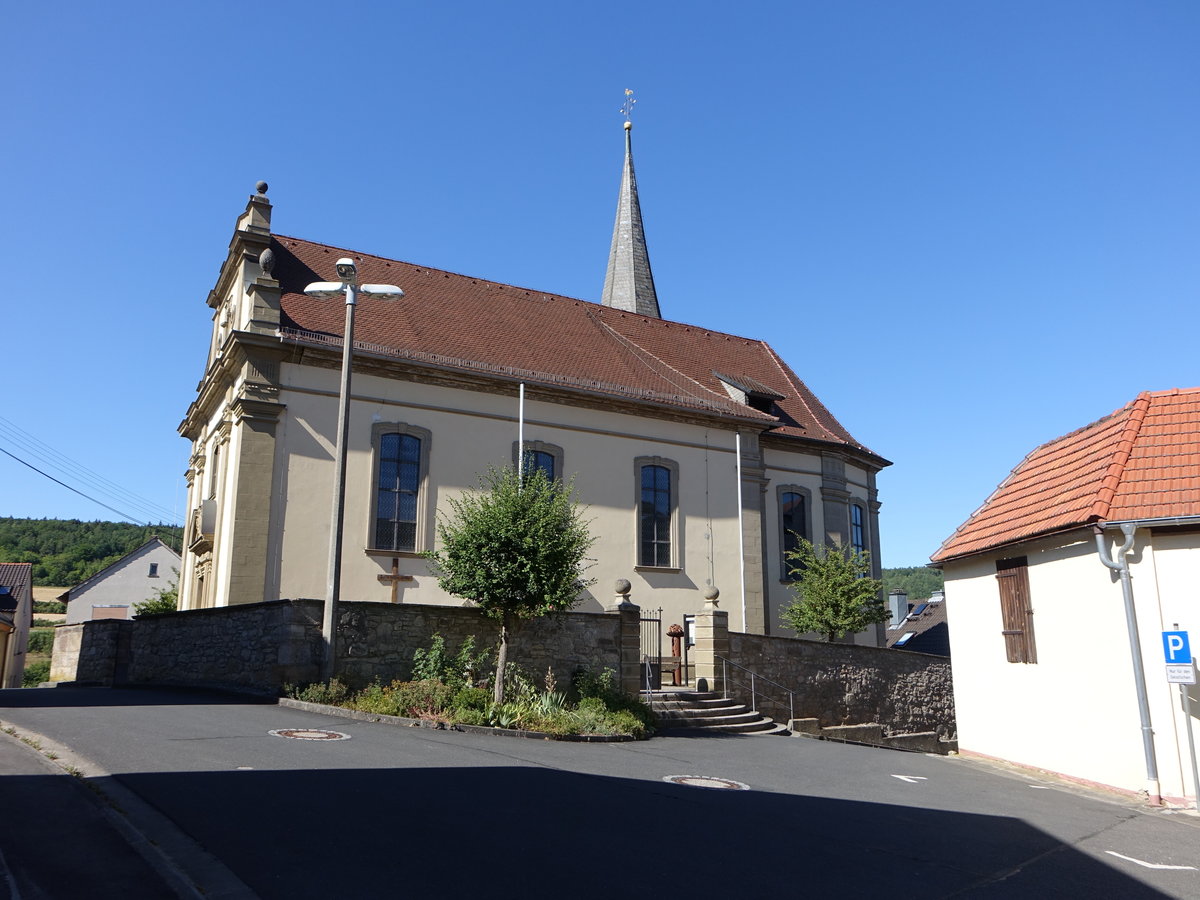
[932,388,1200,562]
[270,235,885,463]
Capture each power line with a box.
[0,445,149,524]
[0,416,178,522]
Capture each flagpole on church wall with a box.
[735,432,747,632]
[518,383,526,487]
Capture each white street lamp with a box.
[305,258,404,681]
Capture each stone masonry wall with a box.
[127,600,324,690]
[729,632,956,739]
[51,621,123,684]
[50,600,629,695]
[336,602,624,689]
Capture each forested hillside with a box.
[881,566,944,601]
[0,518,183,587]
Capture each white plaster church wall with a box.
[265,362,753,634]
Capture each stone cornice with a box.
[760,431,889,474]
[179,331,285,439]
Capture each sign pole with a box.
[1182,673,1199,811]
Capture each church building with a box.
[177,120,889,640]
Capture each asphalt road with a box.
[1,686,1197,899]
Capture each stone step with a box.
[656,708,761,726]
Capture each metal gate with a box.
[640,607,662,692]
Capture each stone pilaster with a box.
[692,588,729,693]
[737,429,771,635]
[820,451,850,548]
[223,391,284,605]
[606,579,643,696]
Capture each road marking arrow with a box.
[1105,851,1196,871]
[890,775,928,784]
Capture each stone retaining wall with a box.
[51,620,124,684]
[728,631,956,738]
[335,602,628,690]
[49,599,638,694]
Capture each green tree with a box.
[425,467,595,705]
[781,538,888,641]
[132,574,178,617]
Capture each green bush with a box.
[27,630,54,654]
[284,665,654,738]
[22,659,50,688]
[349,679,453,719]
[412,633,489,691]
[283,678,350,705]
[31,618,60,627]
[32,601,65,614]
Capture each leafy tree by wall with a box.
[782,539,888,641]
[425,467,595,705]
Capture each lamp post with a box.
[305,259,404,681]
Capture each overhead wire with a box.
[0,416,177,523]
[0,446,147,524]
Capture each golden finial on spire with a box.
[620,88,636,128]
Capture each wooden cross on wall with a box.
[377,558,414,603]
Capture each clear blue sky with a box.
[2,1,1196,567]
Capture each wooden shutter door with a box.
[996,557,1036,664]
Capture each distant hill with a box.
[881,566,943,602]
[0,517,183,587]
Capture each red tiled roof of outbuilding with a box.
[932,388,1200,563]
[269,235,886,463]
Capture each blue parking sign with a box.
[1163,631,1191,665]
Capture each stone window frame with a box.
[634,455,681,571]
[510,440,565,483]
[367,421,433,555]
[850,502,866,553]
[776,484,813,582]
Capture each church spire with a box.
[601,91,661,318]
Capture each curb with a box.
[0,720,259,899]
[277,698,637,742]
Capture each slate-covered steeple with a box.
[601,109,661,318]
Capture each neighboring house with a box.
[59,538,181,625]
[932,388,1200,805]
[176,123,890,641]
[885,589,950,656]
[0,563,33,689]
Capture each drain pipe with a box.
[1093,523,1161,805]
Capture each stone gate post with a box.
[607,579,643,696]
[692,587,728,693]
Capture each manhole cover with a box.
[663,775,749,790]
[268,728,351,741]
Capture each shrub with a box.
[22,659,50,688]
[33,601,65,615]
[283,678,350,705]
[411,633,490,691]
[31,618,60,627]
[27,630,54,654]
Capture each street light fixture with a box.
[305,258,404,681]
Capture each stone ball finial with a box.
[259,247,275,276]
[255,180,269,195]
[614,578,631,596]
[703,586,720,601]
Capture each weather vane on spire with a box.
[620,88,636,122]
